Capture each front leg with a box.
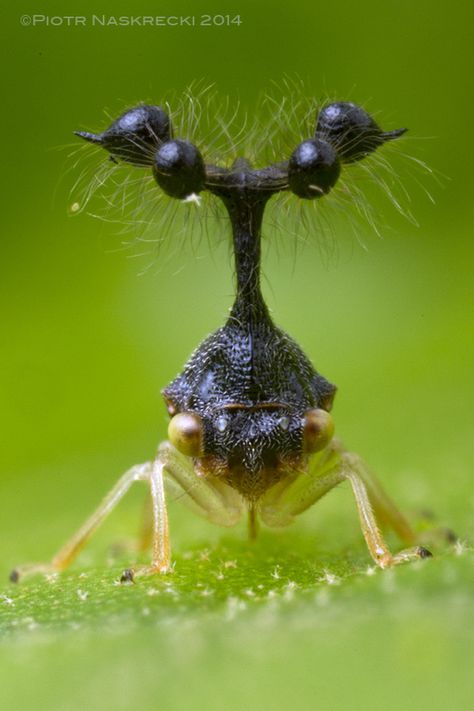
[260,440,431,569]
[341,459,431,568]
[122,458,171,581]
[138,442,244,553]
[126,443,244,580]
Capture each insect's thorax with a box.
[162,174,335,500]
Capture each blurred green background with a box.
[0,1,472,709]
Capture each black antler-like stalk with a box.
[75,100,407,333]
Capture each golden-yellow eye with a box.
[303,408,334,453]
[168,412,204,457]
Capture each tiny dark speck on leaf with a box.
[418,547,433,559]
[120,569,135,584]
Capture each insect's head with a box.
[166,405,334,496]
[75,100,406,203]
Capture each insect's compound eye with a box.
[153,139,206,199]
[288,139,341,199]
[168,412,204,457]
[316,102,406,163]
[302,409,334,453]
[75,105,171,166]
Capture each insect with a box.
[11,97,433,583]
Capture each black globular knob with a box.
[75,105,171,167]
[153,140,206,199]
[316,102,407,163]
[288,139,341,199]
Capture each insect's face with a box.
[168,406,334,498]
[206,407,304,473]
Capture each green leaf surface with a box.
[1,521,473,711]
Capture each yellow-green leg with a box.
[10,462,152,582]
[260,439,431,569]
[11,443,244,583]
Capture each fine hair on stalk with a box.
[63,77,440,276]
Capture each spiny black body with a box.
[77,100,405,499]
[163,164,335,497]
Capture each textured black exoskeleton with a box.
[12,98,434,583]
